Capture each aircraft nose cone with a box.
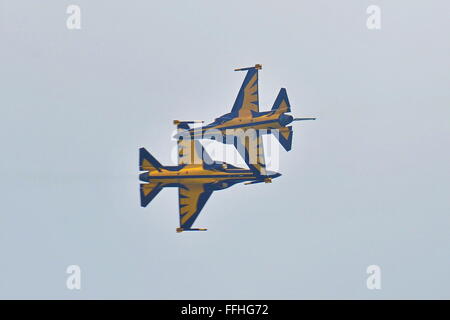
[279,114,293,126]
[268,171,282,179]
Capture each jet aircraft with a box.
[174,64,316,152]
[139,122,281,232]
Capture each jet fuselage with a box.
[179,110,293,139]
[139,162,280,186]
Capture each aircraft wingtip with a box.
[234,64,262,71]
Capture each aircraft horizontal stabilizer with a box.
[273,126,293,151]
[140,183,163,207]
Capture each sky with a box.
[0,0,449,299]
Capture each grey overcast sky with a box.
[0,1,449,299]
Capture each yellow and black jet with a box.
[174,64,315,151]
[139,123,281,232]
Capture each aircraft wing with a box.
[177,124,213,166]
[178,183,213,231]
[231,65,261,117]
[233,131,267,177]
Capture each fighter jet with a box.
[139,123,281,232]
[174,64,315,152]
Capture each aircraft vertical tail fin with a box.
[139,148,165,207]
[139,148,163,172]
[272,126,293,151]
[271,88,291,113]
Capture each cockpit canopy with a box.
[210,113,234,125]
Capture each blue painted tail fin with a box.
[271,88,291,113]
[139,148,163,172]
